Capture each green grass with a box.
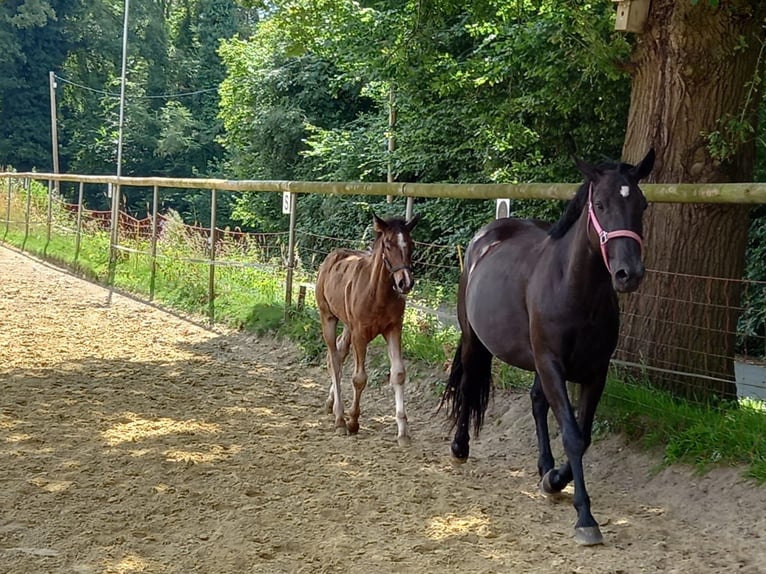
[2,191,766,483]
[598,371,766,482]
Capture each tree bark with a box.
[619,0,766,401]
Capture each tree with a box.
[619,0,766,400]
[0,0,75,171]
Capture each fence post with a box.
[107,183,121,304]
[149,185,159,301]
[4,176,11,239]
[208,188,217,325]
[22,178,31,250]
[45,179,53,253]
[284,192,297,320]
[74,182,84,261]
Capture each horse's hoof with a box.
[335,426,348,436]
[450,440,469,461]
[347,421,360,435]
[574,526,603,546]
[397,435,411,447]
[540,469,564,495]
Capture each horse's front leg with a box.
[384,326,410,446]
[347,334,369,435]
[320,316,347,435]
[537,358,603,546]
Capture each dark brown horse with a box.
[316,212,420,445]
[442,150,655,545]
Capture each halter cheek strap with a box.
[587,184,643,274]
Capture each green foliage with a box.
[738,205,766,355]
[217,0,631,249]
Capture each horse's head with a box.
[372,212,421,295]
[576,148,655,293]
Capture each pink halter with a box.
[587,183,643,273]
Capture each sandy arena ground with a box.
[0,245,765,574]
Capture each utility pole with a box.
[386,85,396,204]
[48,72,60,178]
[108,0,130,303]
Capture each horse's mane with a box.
[548,160,625,240]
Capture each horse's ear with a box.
[372,212,387,234]
[406,213,421,231]
[575,157,601,182]
[631,148,656,181]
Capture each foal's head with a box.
[372,212,421,294]
[551,149,655,293]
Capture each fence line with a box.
[1,172,765,403]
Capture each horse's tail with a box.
[439,334,493,437]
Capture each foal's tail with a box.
[439,335,493,436]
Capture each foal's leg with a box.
[326,327,351,413]
[537,359,603,546]
[320,315,347,434]
[384,326,410,446]
[346,333,369,435]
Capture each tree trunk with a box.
[619,0,766,401]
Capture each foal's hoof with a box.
[397,435,412,447]
[574,526,604,546]
[540,469,564,495]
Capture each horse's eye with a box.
[595,201,604,210]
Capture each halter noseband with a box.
[587,183,643,273]
[384,259,413,274]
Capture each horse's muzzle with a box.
[393,270,415,295]
[612,264,645,293]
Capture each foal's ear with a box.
[630,148,656,181]
[372,212,387,234]
[406,213,421,232]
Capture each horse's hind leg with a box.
[531,373,557,486]
[347,333,369,435]
[326,327,351,413]
[320,315,347,435]
[450,327,492,461]
[384,327,409,446]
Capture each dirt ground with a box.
[1,245,765,574]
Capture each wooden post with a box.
[4,176,11,239]
[107,182,121,304]
[45,179,53,253]
[386,85,396,204]
[284,192,297,319]
[74,182,84,261]
[49,72,60,179]
[208,188,217,325]
[297,284,307,311]
[22,178,31,250]
[149,185,159,301]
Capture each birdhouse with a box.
[613,0,650,33]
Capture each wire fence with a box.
[1,172,765,405]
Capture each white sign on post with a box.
[282,191,294,215]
